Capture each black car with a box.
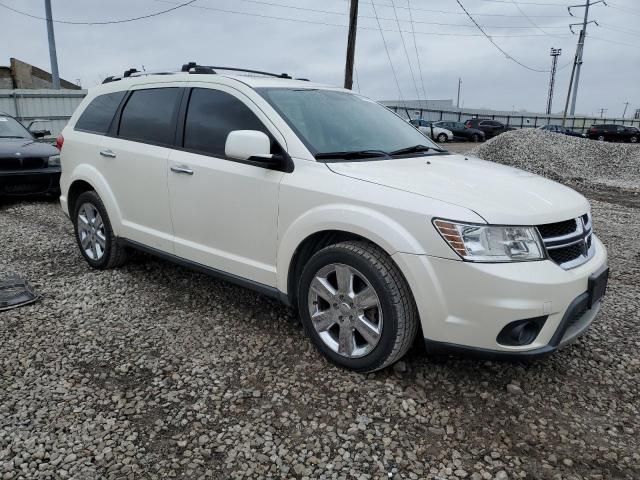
[587,124,639,143]
[464,119,514,139]
[433,121,485,142]
[539,124,585,138]
[0,112,61,197]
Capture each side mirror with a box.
[225,130,285,170]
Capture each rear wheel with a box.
[471,133,481,143]
[298,241,418,373]
[73,191,127,269]
[630,135,638,143]
[437,133,448,143]
[597,135,606,141]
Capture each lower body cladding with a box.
[393,234,608,358]
[0,168,61,197]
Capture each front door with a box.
[167,85,287,287]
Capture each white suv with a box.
[58,64,609,372]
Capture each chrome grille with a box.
[537,213,595,269]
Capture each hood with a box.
[0,138,59,159]
[326,153,589,225]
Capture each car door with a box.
[479,120,494,136]
[167,85,287,287]
[99,85,182,252]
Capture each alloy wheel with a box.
[307,263,383,358]
[77,203,106,261]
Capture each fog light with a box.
[497,316,547,346]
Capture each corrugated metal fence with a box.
[0,89,86,139]
[388,105,640,134]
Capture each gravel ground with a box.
[1,139,639,479]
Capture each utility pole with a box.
[344,0,359,90]
[622,101,630,119]
[44,0,60,89]
[456,78,462,108]
[566,1,605,117]
[546,48,562,114]
[598,108,607,118]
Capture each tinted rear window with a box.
[75,91,126,134]
[118,88,181,146]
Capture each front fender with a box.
[276,203,426,294]
[67,164,123,235]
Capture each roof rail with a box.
[102,63,305,84]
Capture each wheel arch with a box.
[65,165,123,234]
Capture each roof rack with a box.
[102,62,306,84]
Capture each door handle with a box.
[99,149,116,158]
[170,165,194,175]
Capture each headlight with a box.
[433,219,545,262]
[48,154,60,167]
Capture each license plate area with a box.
[588,266,609,308]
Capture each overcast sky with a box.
[1,0,638,117]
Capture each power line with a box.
[0,0,198,25]
[454,0,554,72]
[509,0,566,38]
[389,0,421,101]
[407,0,429,106]
[370,0,405,102]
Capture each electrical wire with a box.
[455,0,553,72]
[407,0,429,107]
[0,0,198,25]
[370,0,405,103]
[389,0,421,102]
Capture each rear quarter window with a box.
[75,91,126,135]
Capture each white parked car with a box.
[409,119,453,143]
[58,64,608,372]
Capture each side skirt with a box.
[119,238,290,305]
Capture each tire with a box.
[73,191,127,269]
[297,241,419,373]
[597,135,606,141]
[471,133,481,143]
[437,133,448,143]
[630,136,638,143]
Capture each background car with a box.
[464,119,515,139]
[433,121,485,142]
[588,124,639,143]
[409,119,453,143]
[0,112,61,197]
[539,124,585,138]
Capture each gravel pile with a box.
[1,194,639,479]
[470,129,640,194]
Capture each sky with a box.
[0,0,638,117]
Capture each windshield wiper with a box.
[390,144,445,156]
[315,149,391,160]
[0,135,27,139]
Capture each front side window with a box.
[259,88,440,158]
[184,88,269,157]
[75,91,126,135]
[0,115,31,139]
[118,88,181,145]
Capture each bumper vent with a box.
[0,157,47,170]
[537,213,595,269]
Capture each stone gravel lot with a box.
[1,134,639,479]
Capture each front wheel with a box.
[597,135,606,141]
[630,136,638,143]
[73,191,127,269]
[471,133,481,143]
[298,241,418,373]
[437,133,448,143]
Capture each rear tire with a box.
[471,133,481,143]
[298,241,419,373]
[630,136,638,143]
[73,191,127,269]
[597,135,606,141]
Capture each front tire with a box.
[73,191,127,269]
[471,133,481,143]
[630,136,638,143]
[298,241,418,373]
[437,133,448,143]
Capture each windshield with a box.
[258,88,442,159]
[0,115,32,139]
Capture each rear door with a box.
[100,85,183,252]
[167,85,286,286]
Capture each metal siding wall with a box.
[0,89,86,138]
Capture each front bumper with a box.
[0,167,61,196]
[392,234,608,357]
